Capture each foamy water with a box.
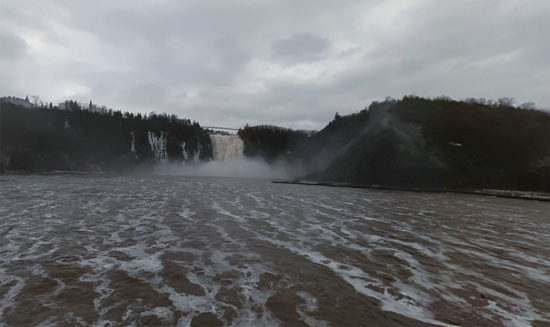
[0,175,548,326]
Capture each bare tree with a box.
[519,102,536,110]
[498,97,515,107]
[31,95,40,106]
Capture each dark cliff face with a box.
[296,97,550,191]
[0,100,212,172]
[238,125,312,164]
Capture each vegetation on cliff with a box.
[237,125,313,163]
[0,99,211,172]
[296,96,549,191]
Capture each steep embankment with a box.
[0,100,212,172]
[297,97,550,191]
[238,125,312,163]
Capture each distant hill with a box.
[293,96,550,191]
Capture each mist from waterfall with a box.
[156,158,288,179]
[155,134,288,179]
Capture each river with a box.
[0,174,548,326]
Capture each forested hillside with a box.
[296,96,550,191]
[2,95,549,191]
[0,99,212,172]
[238,125,312,163]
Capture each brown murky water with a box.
[0,175,549,326]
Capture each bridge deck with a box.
[203,126,240,131]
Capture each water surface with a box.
[0,175,548,326]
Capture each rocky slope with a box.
[294,97,549,191]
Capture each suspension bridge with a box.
[203,126,241,134]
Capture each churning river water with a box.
[0,174,548,327]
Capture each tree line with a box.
[0,98,211,172]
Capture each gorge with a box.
[1,95,550,326]
[1,95,549,191]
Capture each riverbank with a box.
[272,180,550,202]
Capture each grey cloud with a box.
[0,32,27,61]
[115,84,168,109]
[0,0,548,129]
[271,33,330,63]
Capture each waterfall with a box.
[148,131,168,162]
[130,132,136,153]
[179,141,202,162]
[193,143,201,162]
[210,135,244,161]
[180,142,188,161]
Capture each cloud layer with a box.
[1,0,548,129]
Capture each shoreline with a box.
[272,180,550,202]
[2,171,548,201]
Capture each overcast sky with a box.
[1,0,548,129]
